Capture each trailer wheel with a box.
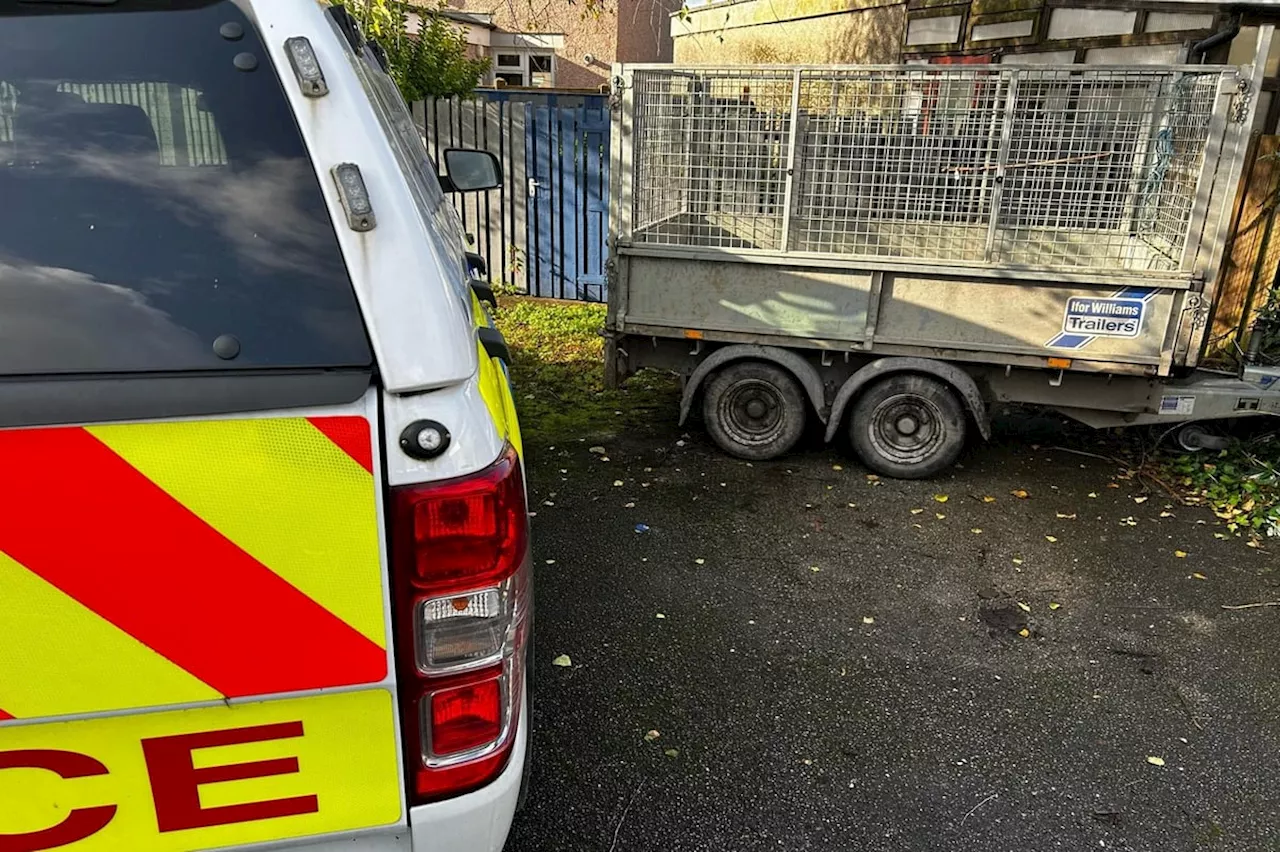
[702,361,807,460]
[848,374,966,479]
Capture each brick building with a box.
[410,0,680,89]
[672,1,1278,79]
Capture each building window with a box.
[528,53,553,87]
[905,15,963,47]
[1046,8,1137,40]
[490,51,554,88]
[972,19,1035,42]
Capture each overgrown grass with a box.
[495,298,679,445]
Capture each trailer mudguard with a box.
[824,358,991,443]
[679,345,828,427]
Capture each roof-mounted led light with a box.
[331,163,376,232]
[285,36,329,97]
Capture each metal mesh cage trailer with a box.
[609,63,1252,378]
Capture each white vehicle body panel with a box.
[252,0,478,395]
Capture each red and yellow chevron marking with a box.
[0,416,388,721]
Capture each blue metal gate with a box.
[418,91,611,302]
[527,100,610,302]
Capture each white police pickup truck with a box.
[0,2,529,851]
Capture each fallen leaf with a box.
[644,730,661,742]
[613,480,624,487]
[1192,573,1207,580]
[1174,550,1188,558]
[1160,511,1175,518]
[1214,533,1228,540]
[862,616,875,624]
[1146,756,1165,767]
[1017,602,1031,613]
[601,457,611,462]
[982,496,997,503]
[1011,489,1030,499]
[1133,496,1149,504]
[847,503,857,508]
[832,465,843,471]
[543,500,555,507]
[1045,535,1058,543]
[552,654,572,667]
[1107,483,1120,489]
[1247,539,1262,549]
[936,513,947,520]
[935,494,949,503]
[1087,492,1099,498]
[624,502,636,508]
[656,613,666,619]
[1012,557,1024,565]
[971,528,983,534]
[866,474,880,482]
[664,748,680,759]
[1049,602,1062,610]
[695,558,705,565]
[810,566,821,572]
[545,559,556,565]
[911,508,925,515]
[588,446,606,455]
[1018,628,1030,638]
[1056,512,1077,520]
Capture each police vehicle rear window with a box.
[0,2,372,376]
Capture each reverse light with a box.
[415,586,509,673]
[391,443,530,804]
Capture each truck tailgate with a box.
[0,391,404,851]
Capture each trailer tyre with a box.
[849,374,966,479]
[702,361,807,460]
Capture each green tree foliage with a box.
[339,0,490,100]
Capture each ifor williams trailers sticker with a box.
[1047,287,1157,350]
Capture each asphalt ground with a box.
[506,413,1280,852]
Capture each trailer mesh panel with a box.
[626,66,1227,276]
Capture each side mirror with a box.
[440,148,502,193]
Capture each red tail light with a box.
[430,677,503,755]
[391,443,530,804]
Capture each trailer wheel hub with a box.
[871,395,944,464]
[720,379,784,445]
